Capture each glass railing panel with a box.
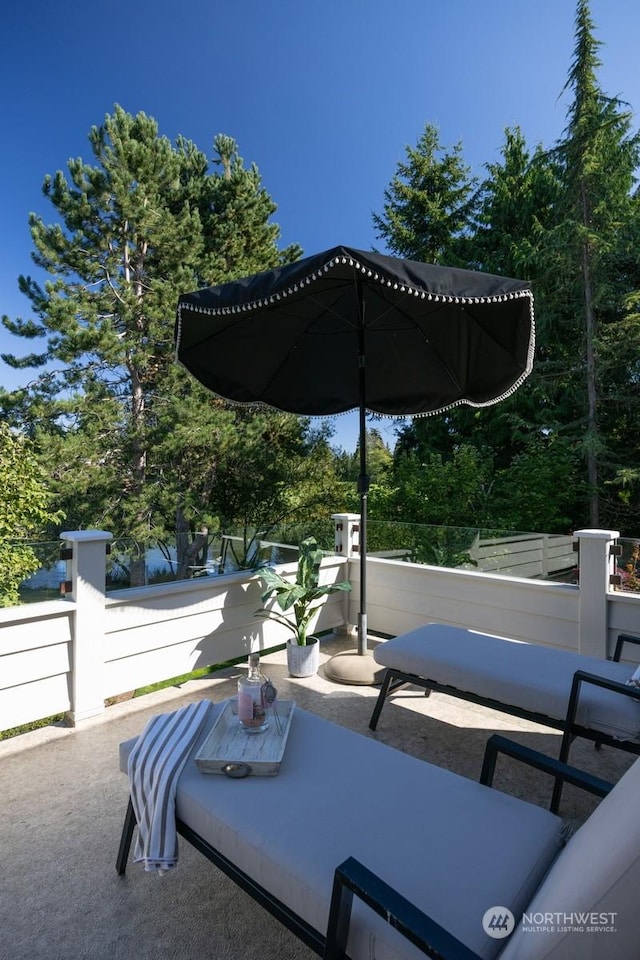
[16,541,66,603]
[105,524,332,589]
[10,520,579,605]
[614,538,640,593]
[366,522,578,582]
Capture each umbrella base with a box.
[323,650,386,686]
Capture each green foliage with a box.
[0,425,64,606]
[489,435,582,532]
[255,536,351,645]
[471,127,562,279]
[373,1,640,536]
[335,427,393,488]
[0,107,305,577]
[366,519,478,569]
[205,413,345,570]
[541,0,640,527]
[6,2,640,550]
[386,444,490,528]
[372,123,477,266]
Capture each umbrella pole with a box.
[357,318,368,657]
[324,281,384,686]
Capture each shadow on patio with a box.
[1,633,635,960]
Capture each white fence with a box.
[1,524,639,734]
[467,533,576,579]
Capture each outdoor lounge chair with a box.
[369,624,640,810]
[117,702,639,959]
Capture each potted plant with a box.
[255,536,351,677]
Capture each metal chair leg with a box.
[116,796,137,875]
[369,670,395,730]
[550,728,574,814]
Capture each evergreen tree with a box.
[471,127,561,280]
[548,0,640,526]
[0,107,303,580]
[376,3,640,536]
[336,427,393,486]
[596,193,640,532]
[201,134,299,282]
[457,128,567,473]
[388,127,564,525]
[388,444,491,528]
[372,123,477,265]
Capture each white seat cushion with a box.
[500,755,640,959]
[124,703,563,960]
[374,624,640,742]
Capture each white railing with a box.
[1,523,639,734]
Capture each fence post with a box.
[60,529,113,725]
[541,535,549,579]
[332,514,360,634]
[332,513,361,558]
[574,528,619,658]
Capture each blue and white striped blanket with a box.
[128,699,212,874]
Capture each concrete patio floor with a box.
[1,633,635,960]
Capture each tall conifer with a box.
[372,123,477,266]
[0,107,304,580]
[550,0,639,525]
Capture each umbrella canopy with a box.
[176,246,534,419]
[175,245,535,679]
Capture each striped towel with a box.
[128,699,212,874]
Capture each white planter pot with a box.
[286,637,319,678]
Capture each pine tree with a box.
[595,192,640,531]
[460,128,573,488]
[0,107,303,580]
[384,3,640,535]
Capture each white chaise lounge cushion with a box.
[122,703,563,960]
[374,624,640,742]
[500,755,640,959]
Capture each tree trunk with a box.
[125,237,149,587]
[176,507,209,579]
[581,183,600,527]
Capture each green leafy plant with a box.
[255,537,351,645]
[0,424,65,607]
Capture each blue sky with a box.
[1,0,639,451]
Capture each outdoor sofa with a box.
[369,624,640,811]
[117,701,639,960]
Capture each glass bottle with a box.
[237,653,269,733]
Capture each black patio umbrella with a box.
[175,245,535,683]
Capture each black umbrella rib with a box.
[181,311,257,349]
[299,289,360,331]
[410,299,464,394]
[463,301,533,360]
[367,294,466,394]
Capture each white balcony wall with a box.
[354,557,580,649]
[1,525,638,734]
[102,558,348,698]
[0,540,349,732]
[0,601,74,729]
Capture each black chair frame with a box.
[117,737,612,960]
[369,633,640,813]
[323,735,612,960]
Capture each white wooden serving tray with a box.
[194,699,295,777]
